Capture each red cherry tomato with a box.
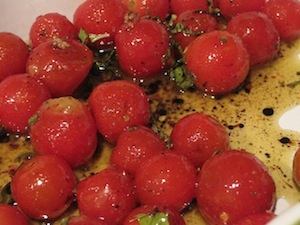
[0,204,30,225]
[11,155,77,220]
[173,10,218,50]
[110,125,168,175]
[26,38,93,97]
[121,0,170,21]
[29,96,98,168]
[76,166,137,225]
[115,19,171,78]
[29,12,78,48]
[73,0,126,49]
[184,30,250,96]
[0,32,29,82]
[234,212,276,225]
[170,0,209,16]
[134,151,197,212]
[123,204,186,225]
[88,80,150,143]
[218,0,266,18]
[170,112,229,168]
[0,73,51,134]
[197,150,276,225]
[227,12,280,66]
[68,215,109,225]
[293,148,300,187]
[262,0,300,41]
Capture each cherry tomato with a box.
[88,80,150,143]
[184,30,250,96]
[121,0,170,21]
[11,155,77,220]
[0,73,51,134]
[197,150,276,225]
[293,148,300,187]
[115,18,171,78]
[173,10,218,50]
[170,0,209,16]
[170,112,229,168]
[227,12,280,66]
[73,0,126,49]
[134,151,197,212]
[123,204,186,225]
[233,212,276,225]
[262,0,300,41]
[0,32,30,82]
[29,96,98,168]
[218,0,266,18]
[29,12,78,49]
[110,125,168,175]
[26,38,94,97]
[68,215,109,225]
[0,204,30,225]
[76,166,137,225]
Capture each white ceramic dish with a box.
[0,0,300,224]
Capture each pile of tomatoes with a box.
[0,0,300,224]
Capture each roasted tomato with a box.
[0,204,30,225]
[233,212,276,225]
[170,0,209,16]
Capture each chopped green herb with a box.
[169,65,193,90]
[28,114,39,126]
[287,80,300,88]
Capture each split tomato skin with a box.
[0,32,30,82]
[115,19,171,78]
[29,12,78,49]
[0,73,51,134]
[76,166,137,225]
[29,96,98,168]
[184,30,250,96]
[11,155,77,220]
[197,150,276,225]
[88,80,150,143]
[26,38,94,97]
[0,204,30,225]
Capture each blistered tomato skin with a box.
[26,38,93,97]
[134,151,197,212]
[262,0,300,41]
[0,204,30,225]
[170,0,209,16]
[29,12,78,49]
[0,32,30,82]
[184,30,250,96]
[0,73,51,134]
[11,155,77,220]
[88,80,150,144]
[170,112,229,168]
[197,150,276,225]
[73,0,126,48]
[115,19,171,78]
[76,166,137,225]
[227,12,280,66]
[29,96,98,168]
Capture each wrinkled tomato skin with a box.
[73,0,126,49]
[76,166,137,225]
[170,0,209,16]
[134,151,197,212]
[0,32,30,82]
[0,204,30,225]
[29,96,98,168]
[262,0,300,41]
[234,212,276,225]
[26,38,93,97]
[197,150,276,225]
[115,19,171,78]
[110,125,168,175]
[29,13,78,49]
[170,112,229,168]
[0,73,51,134]
[11,155,77,220]
[227,12,280,66]
[218,0,266,18]
[122,0,170,21]
[123,205,186,225]
[68,215,109,225]
[88,80,150,144]
[184,30,250,96]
